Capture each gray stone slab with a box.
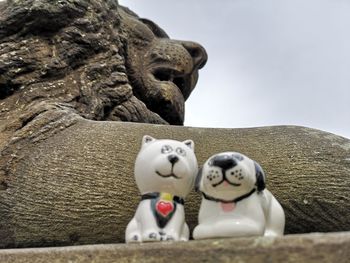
[1,232,349,263]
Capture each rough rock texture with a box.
[0,0,207,247]
[0,0,207,148]
[0,121,350,248]
[1,232,349,263]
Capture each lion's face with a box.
[0,1,207,143]
[120,8,207,125]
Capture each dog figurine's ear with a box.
[254,161,266,192]
[195,167,203,192]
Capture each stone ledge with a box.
[2,123,350,247]
[0,232,349,263]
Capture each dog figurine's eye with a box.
[176,147,186,156]
[161,145,173,154]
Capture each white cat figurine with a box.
[193,152,285,239]
[125,135,198,243]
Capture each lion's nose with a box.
[181,41,208,70]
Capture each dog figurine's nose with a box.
[212,155,237,170]
[168,154,179,165]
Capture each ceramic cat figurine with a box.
[125,135,198,243]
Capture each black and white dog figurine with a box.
[193,152,285,239]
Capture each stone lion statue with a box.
[0,0,206,183]
[0,0,349,248]
[0,0,210,247]
[0,0,207,141]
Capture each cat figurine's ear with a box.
[141,135,156,147]
[183,139,194,150]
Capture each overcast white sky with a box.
[119,0,350,139]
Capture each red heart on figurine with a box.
[156,201,174,217]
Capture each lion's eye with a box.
[161,145,173,154]
[176,147,186,156]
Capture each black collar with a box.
[201,188,256,204]
[141,192,185,205]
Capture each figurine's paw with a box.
[126,233,141,243]
[193,224,212,240]
[264,229,283,237]
[179,235,189,242]
[164,235,176,241]
[142,231,161,242]
[180,224,190,241]
[161,231,179,241]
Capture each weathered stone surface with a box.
[0,0,207,247]
[0,232,349,263]
[0,0,207,145]
[0,120,349,248]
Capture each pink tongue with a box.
[223,181,229,186]
[221,202,235,212]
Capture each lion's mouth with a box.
[147,67,196,125]
[152,68,189,98]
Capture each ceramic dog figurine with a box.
[125,135,198,243]
[193,152,285,239]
